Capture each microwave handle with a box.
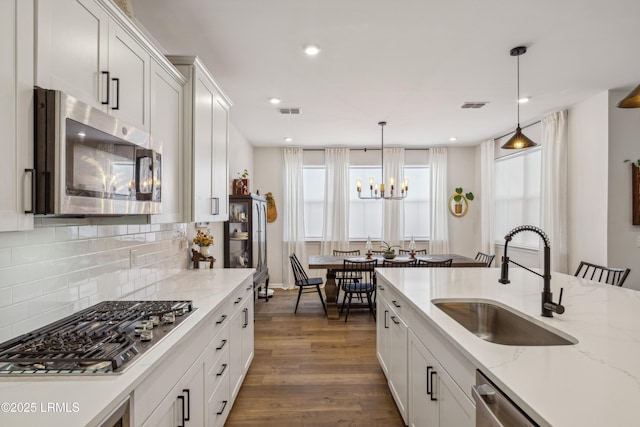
[24,168,35,214]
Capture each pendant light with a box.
[617,83,640,108]
[502,46,537,149]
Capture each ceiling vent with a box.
[279,108,302,115]
[461,102,488,109]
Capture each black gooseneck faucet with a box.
[498,225,565,317]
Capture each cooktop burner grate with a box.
[0,300,194,375]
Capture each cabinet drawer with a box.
[378,282,406,316]
[205,340,230,400]
[207,369,231,427]
[228,282,253,312]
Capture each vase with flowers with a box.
[193,229,214,257]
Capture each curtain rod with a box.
[493,120,541,141]
[302,147,430,152]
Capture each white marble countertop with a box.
[0,268,254,427]
[376,267,640,427]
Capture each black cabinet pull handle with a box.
[216,314,227,324]
[384,310,389,329]
[101,71,110,105]
[378,285,385,290]
[216,400,228,415]
[112,77,120,110]
[243,308,248,328]
[216,363,228,376]
[177,395,185,427]
[392,300,401,308]
[182,389,190,421]
[234,297,242,304]
[24,168,35,214]
[426,366,437,401]
[216,339,227,350]
[390,315,400,325]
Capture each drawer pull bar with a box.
[216,363,228,376]
[216,339,227,350]
[216,314,227,324]
[390,315,400,325]
[392,300,401,308]
[216,400,228,415]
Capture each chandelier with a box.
[355,121,408,200]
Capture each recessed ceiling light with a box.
[303,44,321,56]
[284,137,293,142]
[269,97,281,105]
[518,97,530,104]
[449,137,457,142]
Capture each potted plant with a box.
[381,241,401,259]
[453,187,474,214]
[233,169,249,195]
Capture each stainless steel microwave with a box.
[34,87,162,216]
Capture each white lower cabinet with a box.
[229,286,255,400]
[408,331,474,427]
[141,357,204,427]
[134,277,253,427]
[377,290,408,424]
[376,276,475,427]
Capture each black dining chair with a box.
[382,258,417,267]
[333,249,362,301]
[474,251,495,267]
[417,258,453,267]
[399,249,428,255]
[340,259,377,322]
[574,261,630,287]
[289,253,327,314]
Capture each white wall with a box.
[607,90,640,289]
[253,148,284,285]
[567,92,609,273]
[446,146,480,258]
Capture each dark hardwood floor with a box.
[225,289,404,426]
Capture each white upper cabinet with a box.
[169,56,231,223]
[149,59,185,224]
[36,0,150,131]
[0,0,34,231]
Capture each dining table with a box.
[308,253,488,319]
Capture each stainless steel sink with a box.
[433,299,578,346]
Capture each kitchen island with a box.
[0,268,254,427]
[375,267,640,426]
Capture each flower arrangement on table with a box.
[193,229,214,257]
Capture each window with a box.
[303,165,430,241]
[303,167,325,239]
[494,148,541,247]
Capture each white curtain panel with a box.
[540,110,569,273]
[320,148,350,255]
[282,148,307,289]
[382,147,405,247]
[480,139,495,255]
[429,147,450,253]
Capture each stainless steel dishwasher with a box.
[472,370,538,427]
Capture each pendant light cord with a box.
[517,53,520,126]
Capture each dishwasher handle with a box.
[472,384,504,427]
[473,370,538,427]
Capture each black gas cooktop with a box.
[0,300,195,375]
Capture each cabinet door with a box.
[409,331,474,427]
[107,23,150,130]
[212,98,229,221]
[240,294,254,374]
[142,359,204,427]
[376,295,391,375]
[409,334,438,426]
[192,73,216,222]
[149,59,184,223]
[36,0,109,108]
[0,0,33,231]
[388,307,408,423]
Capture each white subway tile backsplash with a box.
[0,222,190,342]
